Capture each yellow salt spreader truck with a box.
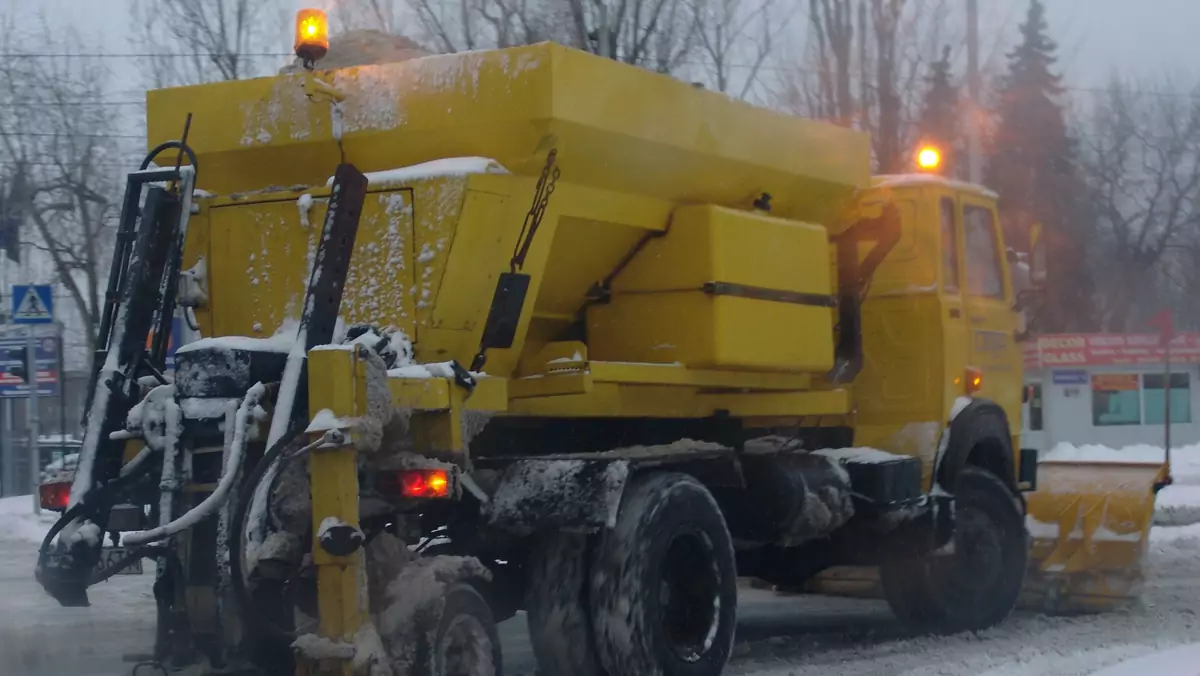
[33,15,1171,676]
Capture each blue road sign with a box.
[0,335,59,398]
[11,285,54,324]
[1052,369,1089,386]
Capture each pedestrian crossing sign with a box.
[12,284,54,324]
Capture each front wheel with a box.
[881,466,1028,632]
[589,472,738,676]
[431,583,503,676]
[394,580,503,676]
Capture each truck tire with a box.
[525,533,602,676]
[590,472,738,676]
[423,582,504,676]
[881,466,1027,632]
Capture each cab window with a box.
[963,205,1004,299]
[940,197,959,293]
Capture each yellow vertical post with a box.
[301,345,369,676]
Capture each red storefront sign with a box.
[1023,332,1200,370]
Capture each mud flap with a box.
[482,458,632,534]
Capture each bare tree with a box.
[779,0,961,172]
[1082,76,1200,331]
[0,17,125,359]
[130,0,284,87]
[693,0,792,97]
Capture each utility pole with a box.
[26,323,38,515]
[966,0,983,185]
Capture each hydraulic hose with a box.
[229,425,308,642]
[140,140,199,173]
[122,384,266,547]
[38,450,159,559]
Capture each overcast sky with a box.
[23,0,1198,88]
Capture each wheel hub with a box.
[660,530,721,662]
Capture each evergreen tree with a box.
[986,0,1095,332]
[916,46,960,177]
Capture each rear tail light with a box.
[386,469,452,499]
[40,481,71,511]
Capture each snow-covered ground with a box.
[1,441,1198,676]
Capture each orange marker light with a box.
[294,9,330,66]
[917,146,941,171]
[965,367,983,394]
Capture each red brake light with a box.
[40,481,71,511]
[395,470,451,499]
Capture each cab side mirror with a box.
[1029,222,1046,286]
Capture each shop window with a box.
[1144,373,1192,424]
[1092,374,1141,426]
[1027,383,1043,431]
[963,206,1004,299]
[940,198,959,293]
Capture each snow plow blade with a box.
[801,459,1169,615]
[1021,459,1169,613]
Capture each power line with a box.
[0,132,143,140]
[0,101,144,108]
[0,52,291,59]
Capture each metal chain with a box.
[511,149,560,271]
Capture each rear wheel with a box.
[525,533,601,676]
[589,472,738,676]
[430,583,503,676]
[882,466,1028,632]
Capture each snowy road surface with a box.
[1,525,1197,676]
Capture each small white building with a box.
[1022,333,1200,451]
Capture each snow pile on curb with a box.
[1043,443,1200,527]
[0,495,56,543]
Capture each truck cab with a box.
[851,174,1026,488]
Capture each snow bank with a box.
[1042,443,1167,464]
[1153,486,1200,527]
[0,495,56,543]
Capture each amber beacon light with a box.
[294,8,330,68]
[916,145,941,172]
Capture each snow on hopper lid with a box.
[325,157,510,187]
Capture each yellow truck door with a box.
[938,194,970,409]
[958,194,1021,421]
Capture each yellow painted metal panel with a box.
[611,205,833,295]
[388,375,509,411]
[589,292,834,372]
[206,187,417,339]
[146,43,868,224]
